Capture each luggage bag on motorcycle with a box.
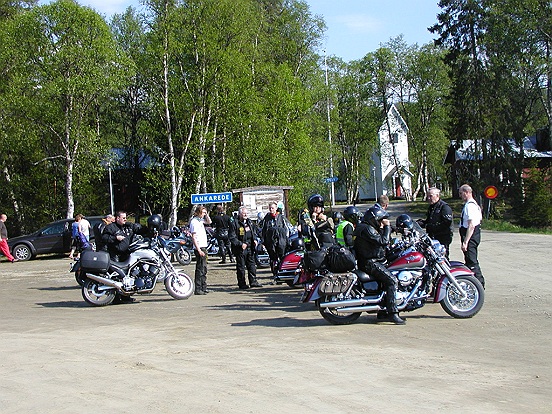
[80,250,110,272]
[318,274,356,295]
[304,249,327,272]
[325,245,356,273]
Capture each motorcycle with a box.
[273,235,305,287]
[300,218,485,324]
[71,234,195,306]
[158,226,193,266]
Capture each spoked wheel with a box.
[176,247,192,266]
[164,272,194,299]
[440,275,484,318]
[82,279,116,306]
[316,295,362,325]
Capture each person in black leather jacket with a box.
[417,187,453,258]
[212,204,234,264]
[102,211,142,261]
[229,206,263,290]
[354,206,405,325]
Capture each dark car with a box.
[8,216,104,261]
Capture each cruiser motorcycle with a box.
[301,218,484,324]
[71,235,194,306]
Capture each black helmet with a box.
[362,206,389,228]
[343,206,361,225]
[307,194,324,213]
[147,214,163,231]
[289,237,305,251]
[170,225,181,238]
[396,214,414,231]
[332,211,343,224]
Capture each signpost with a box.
[191,192,232,204]
[483,185,499,219]
[324,177,338,183]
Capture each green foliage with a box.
[519,166,552,228]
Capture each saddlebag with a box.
[304,249,327,272]
[325,245,356,273]
[80,250,110,272]
[318,274,356,295]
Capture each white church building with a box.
[337,104,413,201]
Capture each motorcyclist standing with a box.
[354,206,405,325]
[417,187,453,259]
[229,206,263,290]
[262,202,289,275]
[212,204,234,264]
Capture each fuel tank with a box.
[387,251,426,270]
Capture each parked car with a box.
[7,216,104,261]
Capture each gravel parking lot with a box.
[1,229,551,413]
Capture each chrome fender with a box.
[434,267,475,302]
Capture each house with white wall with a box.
[337,104,413,201]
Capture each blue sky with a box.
[39,0,441,62]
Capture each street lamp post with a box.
[324,51,335,207]
[372,166,377,201]
[101,153,117,215]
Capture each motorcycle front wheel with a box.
[82,279,116,306]
[164,272,194,299]
[175,247,192,266]
[440,275,484,318]
[316,296,362,325]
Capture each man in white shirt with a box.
[459,184,485,288]
[190,205,212,295]
[79,216,91,241]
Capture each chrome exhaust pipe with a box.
[331,305,381,313]
[318,296,382,309]
[85,273,123,290]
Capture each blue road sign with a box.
[191,192,233,204]
[324,177,339,183]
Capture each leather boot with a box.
[391,313,406,325]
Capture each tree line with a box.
[1,0,551,234]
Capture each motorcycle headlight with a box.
[432,240,446,257]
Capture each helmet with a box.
[307,194,324,213]
[362,206,389,228]
[147,214,163,231]
[257,211,266,222]
[170,225,181,238]
[343,206,361,225]
[289,237,305,251]
[332,211,343,224]
[395,214,414,231]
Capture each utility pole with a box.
[324,51,335,207]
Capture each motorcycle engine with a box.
[129,262,160,290]
[396,270,422,287]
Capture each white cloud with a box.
[334,14,383,34]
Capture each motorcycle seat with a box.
[353,269,374,283]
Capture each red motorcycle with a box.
[300,218,484,325]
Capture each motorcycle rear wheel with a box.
[176,247,192,266]
[316,296,362,325]
[164,272,194,299]
[82,279,116,306]
[440,275,484,318]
